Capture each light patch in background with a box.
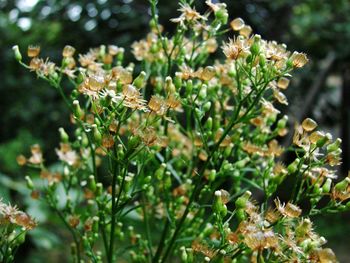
[16,0,39,12]
[9,9,19,22]
[67,4,82,22]
[84,19,97,31]
[17,17,32,31]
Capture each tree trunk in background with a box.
[341,64,350,175]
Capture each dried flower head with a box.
[230,18,245,31]
[274,198,302,218]
[27,45,40,57]
[290,52,309,68]
[63,45,76,57]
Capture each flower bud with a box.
[235,191,252,209]
[302,118,317,132]
[277,115,288,129]
[327,138,342,153]
[185,80,193,96]
[155,163,166,180]
[259,54,266,67]
[165,76,176,94]
[88,175,96,192]
[27,45,40,58]
[334,177,350,192]
[322,178,332,193]
[287,158,300,174]
[230,18,245,31]
[203,101,211,112]
[213,191,227,217]
[92,124,102,144]
[199,84,207,100]
[25,176,34,190]
[205,117,213,131]
[208,169,216,182]
[95,183,103,196]
[277,77,290,90]
[12,45,22,61]
[58,127,69,143]
[72,100,83,119]
[215,9,228,25]
[181,247,188,262]
[316,133,332,148]
[250,42,260,56]
[133,71,147,89]
[174,74,182,89]
[239,25,252,38]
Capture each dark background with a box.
[0,0,349,262]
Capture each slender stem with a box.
[142,193,154,259]
[108,156,119,263]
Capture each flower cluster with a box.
[11,1,347,262]
[0,199,36,262]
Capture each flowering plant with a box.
[7,0,349,262]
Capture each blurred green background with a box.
[0,0,349,262]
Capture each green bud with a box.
[92,216,99,233]
[206,117,213,131]
[224,143,234,158]
[287,158,300,174]
[12,45,22,61]
[215,9,228,25]
[164,171,172,189]
[235,157,249,169]
[208,169,216,182]
[116,50,124,64]
[58,127,69,143]
[199,85,207,100]
[181,247,188,262]
[322,178,332,193]
[72,100,83,119]
[70,89,79,100]
[259,54,266,67]
[195,108,203,120]
[277,115,288,129]
[335,178,350,192]
[235,191,252,209]
[313,186,322,195]
[92,124,102,144]
[185,80,193,96]
[95,183,103,196]
[223,162,233,172]
[133,71,146,89]
[327,138,342,153]
[76,72,84,84]
[25,176,34,190]
[203,101,211,112]
[81,133,89,147]
[165,76,176,93]
[88,175,96,192]
[250,42,260,56]
[174,74,182,89]
[213,191,227,217]
[155,163,166,180]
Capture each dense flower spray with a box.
[9,1,348,262]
